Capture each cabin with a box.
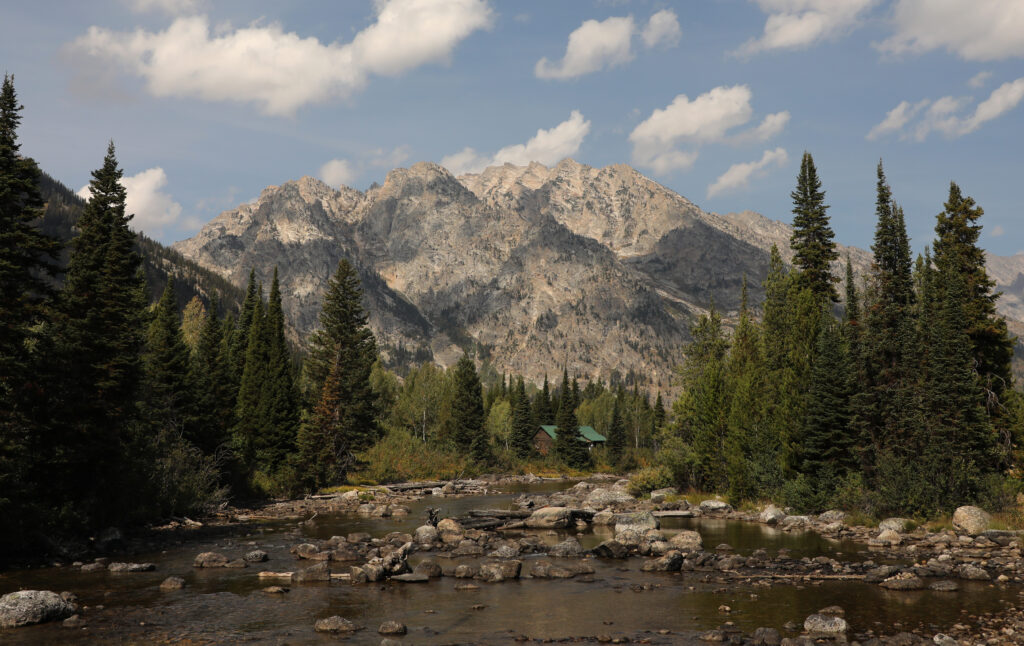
[533,425,607,456]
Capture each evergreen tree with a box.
[233,286,266,476]
[46,142,150,527]
[607,395,626,464]
[532,375,553,426]
[142,279,197,441]
[554,368,586,466]
[190,295,233,455]
[799,313,856,480]
[255,267,299,473]
[790,151,839,302]
[296,259,380,487]
[843,256,860,330]
[450,354,488,462]
[228,270,259,390]
[510,376,534,458]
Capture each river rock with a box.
[548,537,583,558]
[453,564,478,578]
[295,562,330,583]
[80,562,106,573]
[878,517,912,533]
[879,573,925,590]
[818,510,846,523]
[244,550,269,562]
[804,613,848,634]
[956,564,990,580]
[194,551,230,568]
[876,529,902,545]
[759,505,786,524]
[525,506,572,528]
[413,559,442,578]
[584,487,634,509]
[668,530,703,552]
[614,511,659,534]
[478,560,522,582]
[452,540,484,556]
[390,573,429,582]
[952,505,991,536]
[929,580,959,592]
[750,626,782,645]
[529,560,578,579]
[159,576,185,590]
[62,614,85,629]
[348,532,372,543]
[437,518,465,543]
[314,615,361,633]
[592,510,616,525]
[593,539,628,559]
[781,515,811,529]
[108,562,155,573]
[414,524,439,545]
[699,499,733,514]
[379,620,407,635]
[291,543,320,559]
[640,550,684,572]
[0,591,77,628]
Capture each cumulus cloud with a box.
[68,0,493,115]
[441,110,591,175]
[641,10,681,49]
[868,78,1024,141]
[125,0,203,14]
[737,0,878,56]
[969,71,993,88]
[78,167,184,237]
[629,85,787,174]
[535,16,635,79]
[707,148,789,198]
[877,0,1024,61]
[319,159,358,187]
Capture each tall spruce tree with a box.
[255,267,299,473]
[142,279,197,441]
[554,368,586,466]
[510,376,534,458]
[799,313,856,480]
[295,258,380,488]
[532,375,553,426]
[607,395,626,464]
[47,142,150,527]
[229,270,259,390]
[190,296,233,455]
[233,286,266,477]
[450,354,488,462]
[790,151,839,302]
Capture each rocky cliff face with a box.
[174,158,1024,388]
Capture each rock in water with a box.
[668,530,703,552]
[244,550,269,562]
[0,590,77,628]
[613,511,659,534]
[159,576,185,590]
[379,621,407,635]
[804,613,848,634]
[699,500,732,514]
[314,615,361,633]
[952,506,991,536]
[108,562,155,572]
[759,505,785,524]
[193,552,229,568]
[525,507,571,528]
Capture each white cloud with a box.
[969,71,993,88]
[369,145,412,168]
[69,0,493,116]
[319,159,358,187]
[641,9,681,49]
[866,99,928,140]
[869,78,1024,141]
[535,16,635,79]
[878,0,1024,61]
[737,0,878,55]
[125,0,203,15]
[78,167,184,237]
[629,85,787,174]
[441,110,591,175]
[991,224,1005,237]
[707,148,789,198]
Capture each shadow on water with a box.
[0,481,1018,644]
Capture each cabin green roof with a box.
[538,425,606,443]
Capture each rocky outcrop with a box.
[0,590,76,628]
[525,507,572,529]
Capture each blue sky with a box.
[2,0,1022,256]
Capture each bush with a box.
[152,430,228,517]
[828,471,881,517]
[975,473,1023,511]
[350,429,477,484]
[628,465,673,497]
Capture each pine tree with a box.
[190,295,233,455]
[295,258,380,488]
[790,151,839,302]
[554,368,586,466]
[532,375,553,426]
[510,376,534,458]
[799,312,856,479]
[142,279,197,440]
[255,267,298,473]
[233,286,266,476]
[843,256,860,330]
[450,354,488,463]
[228,270,259,390]
[607,395,626,464]
[46,142,150,527]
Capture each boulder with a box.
[314,616,361,633]
[640,551,684,572]
[614,511,659,534]
[159,576,185,590]
[699,500,733,514]
[291,543,320,559]
[750,627,782,645]
[759,505,786,524]
[584,488,634,509]
[453,564,478,579]
[80,562,106,573]
[437,518,465,543]
[818,510,846,523]
[929,580,959,592]
[956,564,990,581]
[952,506,991,536]
[294,562,330,583]
[0,591,76,628]
[194,551,230,568]
[781,515,811,529]
[413,559,442,578]
[593,540,629,559]
[244,550,269,563]
[876,529,902,545]
[525,507,572,529]
[592,510,615,525]
[668,530,703,553]
[108,562,155,573]
[879,573,925,590]
[804,613,848,634]
[488,544,519,559]
[414,524,439,545]
[379,621,407,635]
[477,560,522,582]
[878,518,912,533]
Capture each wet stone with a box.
[244,550,269,562]
[378,620,407,635]
[159,576,185,590]
[391,573,430,583]
[314,615,361,633]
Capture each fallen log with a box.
[466,509,531,519]
[385,481,447,492]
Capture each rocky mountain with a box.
[174,159,1024,389]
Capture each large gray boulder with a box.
[314,615,361,633]
[699,499,733,514]
[804,613,848,634]
[584,487,634,509]
[878,518,912,533]
[759,505,786,524]
[952,506,991,536]
[548,537,583,558]
[525,506,571,529]
[414,524,439,545]
[614,511,659,534]
[668,530,703,552]
[477,560,522,582]
[193,552,230,568]
[0,591,76,628]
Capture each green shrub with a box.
[975,473,1023,511]
[350,429,477,484]
[628,465,673,497]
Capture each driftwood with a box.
[257,571,294,579]
[384,481,447,492]
[466,509,531,519]
[455,517,505,531]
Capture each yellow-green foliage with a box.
[349,429,477,484]
[628,465,673,496]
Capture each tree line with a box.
[657,151,1020,517]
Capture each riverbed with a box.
[1,481,1020,644]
